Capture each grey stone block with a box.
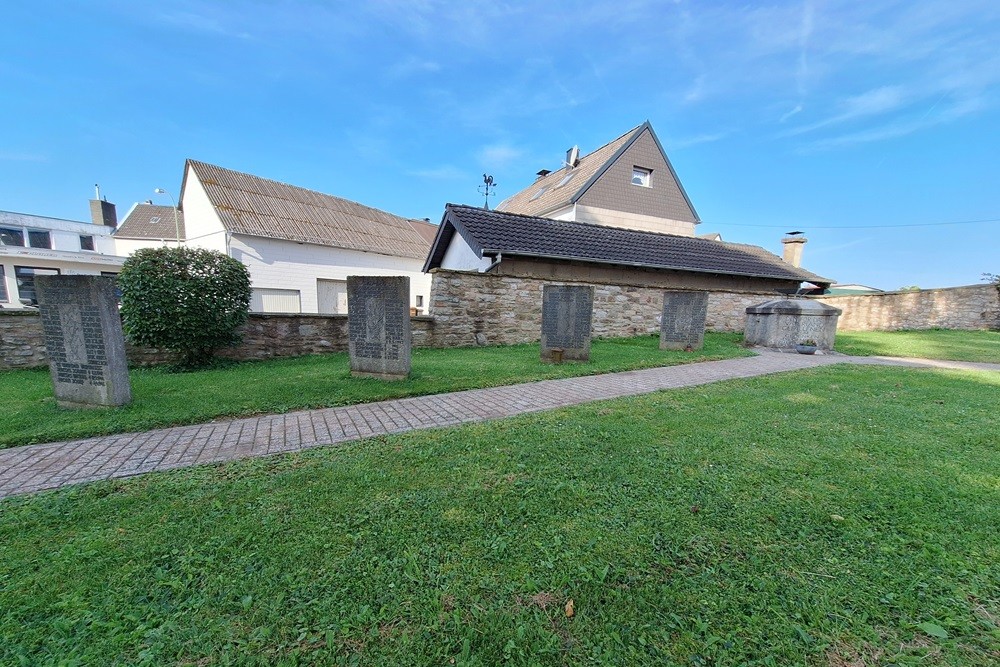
[35,276,132,408]
[541,285,594,362]
[660,290,708,350]
[348,276,411,380]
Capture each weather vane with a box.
[478,173,497,210]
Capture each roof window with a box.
[555,172,575,188]
[529,187,548,201]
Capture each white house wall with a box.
[180,164,229,254]
[230,234,432,313]
[439,233,492,272]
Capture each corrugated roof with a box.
[427,204,832,286]
[186,160,431,260]
[114,204,186,240]
[496,125,640,217]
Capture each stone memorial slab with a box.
[660,290,709,350]
[540,284,594,362]
[744,298,842,350]
[35,275,132,408]
[348,276,411,380]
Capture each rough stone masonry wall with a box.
[428,269,776,348]
[817,284,1000,331]
[1,311,435,369]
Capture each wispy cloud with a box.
[154,10,253,39]
[666,131,731,150]
[0,151,47,163]
[780,104,804,123]
[386,56,441,79]
[781,85,909,136]
[477,143,525,169]
[408,165,467,181]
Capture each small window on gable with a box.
[529,187,548,201]
[80,235,95,251]
[28,230,52,249]
[632,167,652,187]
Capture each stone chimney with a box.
[781,235,807,267]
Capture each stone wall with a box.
[816,284,999,331]
[0,310,48,368]
[1,311,435,369]
[428,269,777,348]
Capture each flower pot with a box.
[795,344,817,355]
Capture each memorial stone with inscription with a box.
[660,290,709,350]
[347,276,411,380]
[540,284,594,362]
[35,275,132,408]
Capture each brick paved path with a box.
[1,351,994,500]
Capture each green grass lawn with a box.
[2,365,998,665]
[835,329,1000,363]
[0,333,750,449]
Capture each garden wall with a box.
[816,284,999,331]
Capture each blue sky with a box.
[2,0,998,289]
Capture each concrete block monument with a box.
[660,290,709,350]
[540,284,594,362]
[35,275,132,408]
[347,276,411,379]
[744,298,842,350]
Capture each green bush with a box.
[118,247,251,368]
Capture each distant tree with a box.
[984,272,999,285]
[897,285,921,292]
[118,247,251,369]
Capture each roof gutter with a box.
[484,251,502,273]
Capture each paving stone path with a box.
[1,351,995,500]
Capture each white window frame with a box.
[631,167,652,187]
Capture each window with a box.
[555,172,575,188]
[1,228,24,246]
[80,235,95,251]
[27,230,52,249]
[631,167,652,187]
[14,266,59,306]
[0,266,7,302]
[529,187,548,201]
[416,295,424,308]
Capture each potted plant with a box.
[795,339,818,355]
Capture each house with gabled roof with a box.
[113,203,186,255]
[497,121,700,236]
[175,159,434,314]
[424,204,831,292]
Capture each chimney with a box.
[89,184,117,227]
[781,235,807,267]
[566,145,579,168]
[535,169,551,180]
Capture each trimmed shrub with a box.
[118,247,251,368]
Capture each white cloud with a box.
[477,143,525,169]
[408,165,467,180]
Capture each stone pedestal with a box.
[660,290,709,350]
[744,298,842,350]
[540,285,594,362]
[348,276,411,380]
[35,275,132,408]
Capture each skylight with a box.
[556,172,575,188]
[149,216,161,223]
[529,187,548,201]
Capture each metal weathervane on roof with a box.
[478,174,497,210]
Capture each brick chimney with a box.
[781,235,807,267]
[89,184,117,227]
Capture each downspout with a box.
[484,252,503,273]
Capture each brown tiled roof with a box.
[408,218,439,245]
[184,160,431,260]
[496,125,639,217]
[114,204,186,240]
[426,204,832,286]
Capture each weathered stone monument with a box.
[744,298,842,350]
[540,284,594,362]
[660,290,709,350]
[35,275,132,408]
[347,276,411,379]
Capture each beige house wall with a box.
[574,204,695,236]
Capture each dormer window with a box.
[631,167,652,187]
